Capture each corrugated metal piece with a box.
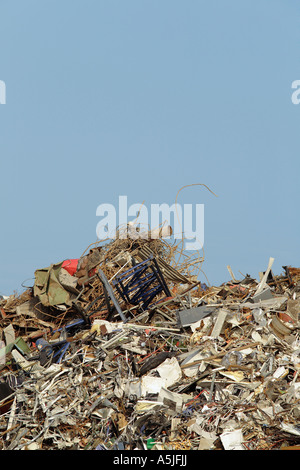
[135,246,192,285]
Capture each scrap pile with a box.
[1,230,300,450]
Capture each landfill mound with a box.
[1,230,300,450]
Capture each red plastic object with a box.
[62,259,79,276]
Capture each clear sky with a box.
[0,0,300,295]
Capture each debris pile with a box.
[1,231,300,450]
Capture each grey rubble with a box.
[1,236,300,451]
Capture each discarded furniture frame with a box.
[112,255,171,311]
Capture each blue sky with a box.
[0,0,300,295]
